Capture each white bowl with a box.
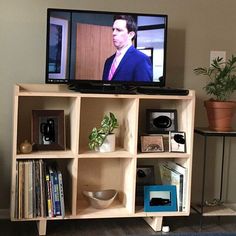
[83,189,118,209]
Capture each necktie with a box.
[108,52,121,81]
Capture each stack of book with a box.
[159,161,188,212]
[15,160,65,219]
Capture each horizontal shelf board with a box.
[11,215,66,221]
[17,84,195,100]
[16,150,75,159]
[17,84,76,95]
[135,206,189,217]
[76,200,132,218]
[137,152,190,158]
[18,92,194,100]
[78,92,194,99]
[78,148,134,158]
[138,94,194,100]
[195,127,236,136]
[76,201,189,219]
[17,91,78,97]
[192,203,236,216]
[11,217,44,222]
[12,209,189,221]
[11,209,75,221]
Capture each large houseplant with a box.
[88,112,119,152]
[194,55,236,131]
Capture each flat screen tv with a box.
[45,8,168,92]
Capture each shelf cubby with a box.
[79,97,138,155]
[76,158,136,216]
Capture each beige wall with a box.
[0,0,236,214]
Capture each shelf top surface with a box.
[15,83,195,99]
[195,127,236,136]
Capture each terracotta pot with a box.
[204,100,236,131]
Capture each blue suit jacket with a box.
[102,46,153,82]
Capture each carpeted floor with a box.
[147,233,236,236]
[1,214,236,235]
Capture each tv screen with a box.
[45,8,168,91]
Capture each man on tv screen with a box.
[102,15,153,82]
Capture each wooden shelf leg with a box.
[143,216,163,231]
[36,219,47,236]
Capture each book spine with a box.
[51,170,61,216]
[39,160,46,217]
[48,168,55,217]
[45,172,53,217]
[159,163,183,211]
[19,161,25,219]
[58,171,65,218]
[24,161,29,219]
[15,161,19,219]
[35,160,41,217]
[164,161,187,211]
[28,161,33,218]
[31,160,36,218]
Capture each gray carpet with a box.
[131,233,236,236]
[126,232,236,236]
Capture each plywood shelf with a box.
[76,200,132,218]
[11,84,195,235]
[192,203,236,216]
[137,152,190,159]
[16,150,75,159]
[78,147,134,158]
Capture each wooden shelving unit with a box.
[10,84,195,235]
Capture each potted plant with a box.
[194,55,236,131]
[88,112,119,152]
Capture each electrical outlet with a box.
[210,51,226,65]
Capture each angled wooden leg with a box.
[36,219,47,236]
[144,216,163,231]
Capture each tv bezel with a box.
[45,8,168,89]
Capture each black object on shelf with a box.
[136,87,189,95]
[68,82,189,96]
[150,198,171,206]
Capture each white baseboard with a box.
[0,209,10,219]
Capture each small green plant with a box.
[88,112,119,150]
[194,55,236,101]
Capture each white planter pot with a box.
[99,133,115,153]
